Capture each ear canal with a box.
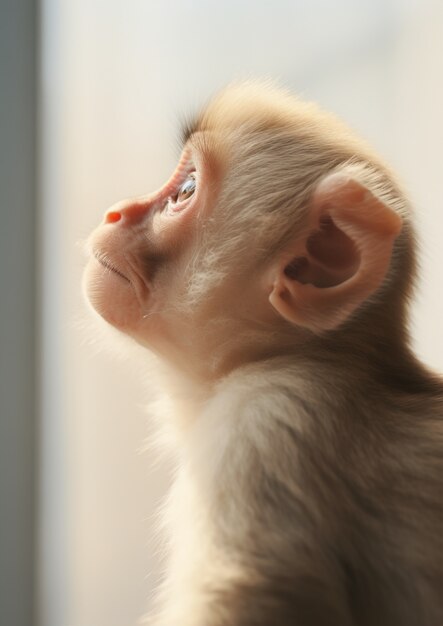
[285,216,360,288]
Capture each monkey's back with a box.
[284,363,443,626]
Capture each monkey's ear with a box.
[269,173,403,332]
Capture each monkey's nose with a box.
[105,199,155,226]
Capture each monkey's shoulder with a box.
[209,359,443,528]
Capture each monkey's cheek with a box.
[82,259,141,331]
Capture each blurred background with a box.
[1,1,442,625]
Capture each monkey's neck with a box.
[154,336,437,444]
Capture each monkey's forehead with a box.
[187,82,333,137]
[179,80,370,161]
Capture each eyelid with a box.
[162,149,194,198]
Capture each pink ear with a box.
[269,173,403,332]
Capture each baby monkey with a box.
[84,82,443,626]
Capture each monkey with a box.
[83,81,443,626]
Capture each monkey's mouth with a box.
[94,252,130,283]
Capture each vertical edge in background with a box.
[0,0,37,625]
[35,0,70,625]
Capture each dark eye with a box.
[175,174,196,203]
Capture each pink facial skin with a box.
[83,147,202,344]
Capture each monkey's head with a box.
[84,82,414,378]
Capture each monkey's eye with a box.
[170,174,196,206]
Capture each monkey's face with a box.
[83,139,265,370]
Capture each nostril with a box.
[105,211,122,224]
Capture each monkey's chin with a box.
[82,257,141,331]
